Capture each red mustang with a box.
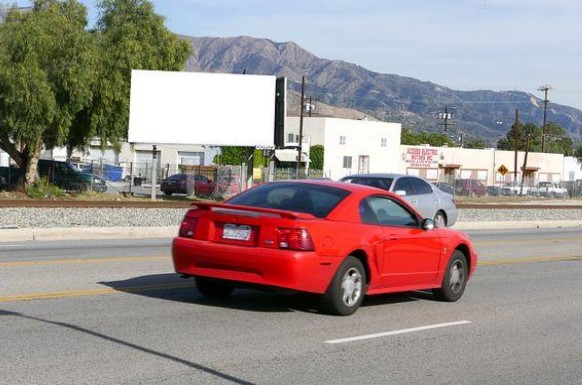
[172,180,478,316]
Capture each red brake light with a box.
[276,228,314,251]
[178,212,198,238]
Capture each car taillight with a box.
[276,228,314,251]
[178,212,198,238]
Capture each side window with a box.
[409,177,432,195]
[393,177,413,196]
[360,196,419,227]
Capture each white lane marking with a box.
[325,320,472,344]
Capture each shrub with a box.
[26,178,65,199]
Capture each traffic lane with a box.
[0,257,179,299]
[467,226,582,262]
[2,228,582,299]
[1,260,581,384]
[0,238,172,262]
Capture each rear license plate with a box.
[223,224,251,241]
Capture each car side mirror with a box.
[394,190,407,197]
[422,218,435,231]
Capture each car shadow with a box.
[99,274,425,315]
[0,309,259,385]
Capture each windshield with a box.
[227,182,350,218]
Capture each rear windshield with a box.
[227,182,351,218]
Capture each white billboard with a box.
[128,70,276,146]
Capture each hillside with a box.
[181,35,582,145]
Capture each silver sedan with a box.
[339,173,457,227]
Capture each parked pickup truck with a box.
[529,182,568,198]
[0,159,107,193]
[500,182,530,196]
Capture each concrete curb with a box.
[1,221,582,242]
[0,226,179,242]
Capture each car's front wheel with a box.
[195,278,234,298]
[433,250,468,302]
[322,256,366,316]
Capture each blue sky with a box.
[10,0,582,111]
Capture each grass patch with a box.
[25,178,66,199]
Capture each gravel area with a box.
[457,207,582,222]
[0,206,581,229]
[0,208,187,229]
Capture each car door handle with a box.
[387,234,398,240]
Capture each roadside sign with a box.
[497,164,508,175]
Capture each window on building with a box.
[342,156,352,169]
[287,133,298,143]
[339,135,346,145]
[381,138,387,147]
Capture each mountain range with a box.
[181,35,582,146]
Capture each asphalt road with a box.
[1,229,581,384]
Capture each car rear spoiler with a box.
[188,202,316,220]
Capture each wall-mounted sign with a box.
[404,147,439,168]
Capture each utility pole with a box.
[513,109,520,183]
[438,106,454,133]
[538,85,551,153]
[296,76,306,179]
[304,95,318,117]
[521,126,532,196]
[458,131,465,148]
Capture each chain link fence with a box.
[434,177,582,199]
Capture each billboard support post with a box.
[151,145,157,201]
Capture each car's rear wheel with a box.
[195,278,234,298]
[433,211,447,228]
[322,256,366,316]
[433,250,468,302]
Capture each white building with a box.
[285,117,402,180]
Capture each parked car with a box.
[91,175,108,193]
[454,179,487,197]
[339,173,457,228]
[433,182,455,195]
[486,185,502,196]
[160,173,216,197]
[172,180,478,316]
[529,182,568,198]
[500,182,530,196]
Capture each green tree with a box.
[401,128,456,147]
[78,0,192,151]
[496,122,572,155]
[309,144,324,169]
[574,144,582,165]
[215,147,266,168]
[463,138,486,149]
[0,0,97,188]
[544,123,574,155]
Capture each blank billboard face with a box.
[128,70,276,146]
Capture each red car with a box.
[160,173,216,197]
[172,180,478,316]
